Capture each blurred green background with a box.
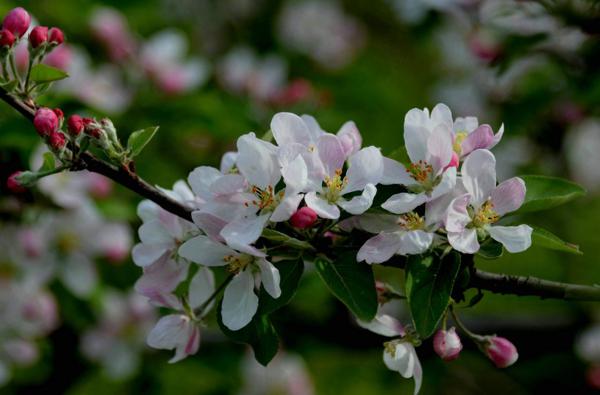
[1,0,600,394]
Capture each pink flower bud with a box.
[67,115,84,136]
[433,327,462,361]
[290,206,318,229]
[29,26,48,49]
[48,27,64,45]
[3,7,31,38]
[0,28,15,47]
[484,336,518,368]
[445,151,460,170]
[53,108,64,122]
[48,131,66,151]
[34,107,59,136]
[7,171,26,193]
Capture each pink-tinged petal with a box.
[427,124,453,173]
[343,147,384,193]
[147,314,199,363]
[382,192,428,214]
[187,166,222,200]
[425,191,459,228]
[490,177,526,215]
[132,243,169,267]
[337,120,362,157]
[357,232,402,264]
[220,151,238,173]
[301,114,325,141]
[357,313,405,337]
[384,342,419,383]
[488,225,532,253]
[431,103,453,129]
[461,149,496,208]
[138,200,160,222]
[256,258,281,299]
[430,167,457,200]
[271,112,311,147]
[338,184,377,215]
[281,155,308,193]
[489,123,504,149]
[270,193,304,222]
[221,269,259,331]
[209,174,246,198]
[448,229,479,254]
[317,134,345,177]
[412,353,423,395]
[236,133,280,189]
[397,230,433,255]
[381,157,414,185]
[178,235,234,266]
[191,211,227,242]
[138,220,172,245]
[445,194,472,233]
[305,192,340,219]
[135,254,187,308]
[404,108,430,163]
[461,125,494,156]
[220,214,270,257]
[188,267,216,311]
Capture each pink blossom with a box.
[33,108,59,137]
[290,207,318,228]
[433,327,462,361]
[29,26,48,49]
[483,336,518,368]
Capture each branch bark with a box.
[0,86,193,222]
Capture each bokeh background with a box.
[1,0,600,394]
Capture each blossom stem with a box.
[449,306,484,342]
[195,274,234,316]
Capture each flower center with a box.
[407,160,433,184]
[245,185,283,212]
[453,131,468,154]
[57,232,79,254]
[397,212,425,231]
[472,200,499,227]
[224,254,253,274]
[324,169,348,203]
[384,340,399,356]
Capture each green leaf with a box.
[532,226,582,255]
[314,252,378,321]
[477,239,504,259]
[37,152,56,172]
[405,252,462,339]
[261,228,315,251]
[29,64,69,84]
[513,175,585,215]
[127,126,159,157]
[217,306,279,366]
[259,259,304,315]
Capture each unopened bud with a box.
[48,27,64,45]
[33,108,59,136]
[482,336,518,368]
[67,115,84,136]
[433,327,462,361]
[7,171,26,193]
[0,28,15,48]
[48,131,67,151]
[290,206,318,228]
[2,7,31,38]
[53,108,64,123]
[29,26,48,49]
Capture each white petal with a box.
[448,229,479,254]
[357,232,402,264]
[237,133,281,189]
[191,211,227,241]
[270,193,303,222]
[137,200,160,222]
[488,225,533,253]
[404,108,430,163]
[147,314,199,363]
[337,121,362,157]
[489,123,504,149]
[209,174,246,199]
[338,184,377,215]
[426,124,453,173]
[189,267,216,310]
[221,269,259,331]
[220,151,238,173]
[382,192,428,214]
[431,103,453,129]
[188,166,222,200]
[397,230,433,255]
[429,167,457,200]
[381,157,413,185]
[135,254,187,308]
[220,215,270,256]
[132,243,168,267]
[139,220,172,245]
[60,253,97,298]
[281,154,308,193]
[490,177,526,216]
[301,114,325,140]
[256,258,281,298]
[178,235,233,266]
[357,314,405,337]
[343,147,384,193]
[305,191,340,219]
[317,133,346,177]
[384,342,416,379]
[271,112,312,147]
[461,149,496,208]
[445,194,472,233]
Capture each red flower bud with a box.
[433,327,463,361]
[2,7,31,38]
[0,28,15,47]
[67,115,84,136]
[484,336,518,368]
[52,108,64,122]
[290,206,318,229]
[33,108,59,136]
[7,171,26,193]
[48,131,66,151]
[48,27,64,45]
[29,26,48,49]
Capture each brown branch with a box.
[0,86,193,222]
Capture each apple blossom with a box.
[290,206,318,229]
[147,314,200,363]
[6,171,26,193]
[446,149,532,254]
[33,108,59,137]
[48,27,64,45]
[0,29,15,48]
[2,7,30,38]
[481,336,519,368]
[433,327,462,361]
[29,26,48,49]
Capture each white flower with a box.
[446,149,532,254]
[147,314,200,363]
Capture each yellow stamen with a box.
[406,160,433,184]
[397,212,425,231]
[473,200,499,227]
[453,131,468,154]
[324,168,348,203]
